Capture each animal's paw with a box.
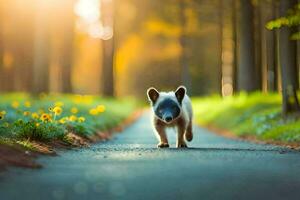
[185,132,193,142]
[177,143,188,148]
[157,143,169,148]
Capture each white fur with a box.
[148,87,193,148]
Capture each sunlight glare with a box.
[74,0,113,40]
[74,0,100,24]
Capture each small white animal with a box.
[147,86,193,148]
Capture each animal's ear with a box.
[175,86,186,104]
[147,87,160,104]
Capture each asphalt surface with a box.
[1,112,300,200]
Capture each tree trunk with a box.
[179,0,191,92]
[237,0,257,92]
[264,0,277,92]
[297,0,300,90]
[32,1,50,94]
[218,0,224,96]
[0,2,4,92]
[60,0,74,93]
[101,0,115,97]
[274,0,281,91]
[232,0,238,93]
[254,2,263,91]
[279,0,299,115]
[260,0,278,92]
[13,1,35,92]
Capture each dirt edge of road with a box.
[0,109,144,172]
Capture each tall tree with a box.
[218,0,224,95]
[0,0,14,92]
[59,0,75,93]
[101,0,115,97]
[232,0,238,93]
[258,1,268,92]
[12,0,35,92]
[278,0,299,115]
[32,0,51,93]
[254,1,263,91]
[297,0,300,89]
[0,1,4,91]
[274,0,282,91]
[179,0,191,91]
[237,0,258,92]
[257,0,281,92]
[264,0,278,91]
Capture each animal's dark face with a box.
[147,86,186,124]
[155,98,181,123]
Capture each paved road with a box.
[1,112,300,200]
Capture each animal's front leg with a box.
[177,126,187,148]
[185,121,193,142]
[155,126,169,148]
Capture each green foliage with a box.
[192,93,300,143]
[12,120,66,141]
[266,3,300,40]
[0,93,139,146]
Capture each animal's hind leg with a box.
[185,121,193,142]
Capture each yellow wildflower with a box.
[48,107,53,112]
[89,108,98,115]
[40,113,51,122]
[23,111,30,116]
[0,111,6,120]
[55,101,64,107]
[78,117,85,123]
[31,112,39,119]
[69,115,77,121]
[24,101,31,108]
[0,112,5,120]
[11,101,19,109]
[3,122,9,128]
[96,105,106,113]
[82,95,93,104]
[73,95,83,104]
[53,106,63,116]
[35,123,40,127]
[71,107,78,114]
[59,118,67,124]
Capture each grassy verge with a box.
[0,93,140,151]
[192,92,300,144]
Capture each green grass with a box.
[0,93,139,147]
[192,92,300,143]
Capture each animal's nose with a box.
[165,116,173,122]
